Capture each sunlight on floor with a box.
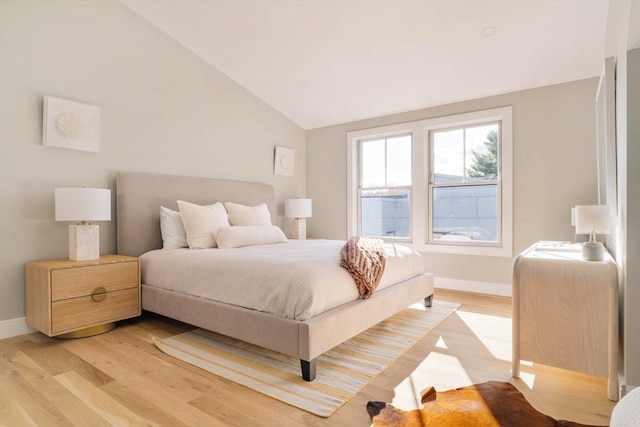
[518,370,537,389]
[388,305,518,411]
[378,292,615,425]
[392,352,473,409]
[456,310,512,361]
[408,301,427,310]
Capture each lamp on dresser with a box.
[574,204,610,261]
[55,187,111,261]
[285,198,312,239]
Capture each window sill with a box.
[407,242,513,258]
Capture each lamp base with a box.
[582,241,605,261]
[69,224,100,261]
[290,218,307,240]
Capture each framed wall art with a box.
[274,145,295,176]
[42,95,102,153]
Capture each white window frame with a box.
[347,106,512,257]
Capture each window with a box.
[359,134,411,238]
[347,107,512,257]
[429,123,501,244]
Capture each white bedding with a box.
[140,239,424,321]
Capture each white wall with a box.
[0,1,305,329]
[623,46,640,392]
[604,0,640,392]
[306,79,599,294]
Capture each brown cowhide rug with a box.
[367,381,605,427]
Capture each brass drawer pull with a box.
[91,287,107,302]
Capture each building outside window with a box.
[359,134,411,238]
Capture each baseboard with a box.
[0,317,35,340]
[434,277,512,297]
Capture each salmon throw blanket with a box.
[340,236,387,299]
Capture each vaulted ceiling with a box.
[120,0,609,130]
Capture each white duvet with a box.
[140,239,424,321]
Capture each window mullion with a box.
[384,138,388,187]
[462,128,467,184]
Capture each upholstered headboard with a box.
[116,171,277,257]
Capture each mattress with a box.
[140,239,424,321]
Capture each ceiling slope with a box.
[120,0,609,130]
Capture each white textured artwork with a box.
[42,95,102,152]
[274,146,295,176]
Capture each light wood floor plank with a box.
[61,329,173,384]
[108,364,231,426]
[2,346,110,427]
[14,338,113,386]
[0,357,73,426]
[190,393,292,427]
[0,290,615,426]
[55,371,150,427]
[0,378,39,427]
[101,380,189,427]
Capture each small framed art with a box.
[274,146,295,176]
[42,95,102,153]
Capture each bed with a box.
[116,171,434,381]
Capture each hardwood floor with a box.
[1,289,615,426]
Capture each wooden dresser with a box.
[25,254,140,338]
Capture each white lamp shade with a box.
[574,205,610,235]
[55,187,111,222]
[285,198,312,218]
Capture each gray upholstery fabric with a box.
[116,171,276,257]
[142,285,302,357]
[299,274,432,360]
[142,273,432,361]
[117,171,434,365]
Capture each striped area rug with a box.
[154,300,459,417]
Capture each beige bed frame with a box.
[116,171,434,381]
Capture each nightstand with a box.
[512,242,619,401]
[25,254,140,338]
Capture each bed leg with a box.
[424,294,433,308]
[301,359,317,382]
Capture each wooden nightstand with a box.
[512,242,619,401]
[25,254,140,338]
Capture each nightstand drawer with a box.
[51,287,140,334]
[51,261,138,301]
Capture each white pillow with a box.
[160,206,188,249]
[177,200,229,249]
[216,225,288,249]
[224,202,271,226]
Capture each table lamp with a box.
[574,205,610,261]
[285,198,312,239]
[55,187,111,261]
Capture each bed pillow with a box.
[177,200,229,249]
[160,206,188,249]
[224,202,272,226]
[216,225,288,249]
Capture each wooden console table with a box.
[512,242,619,401]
